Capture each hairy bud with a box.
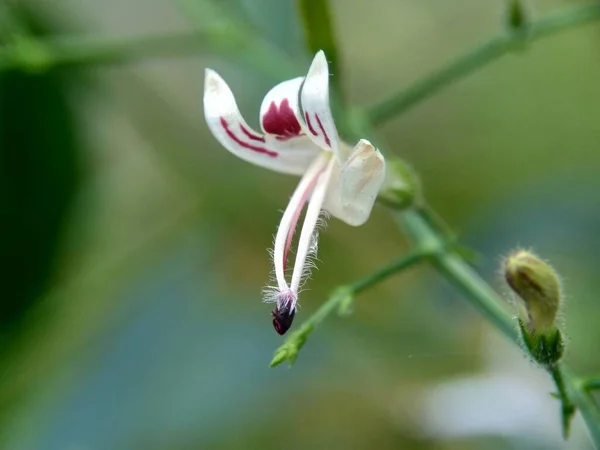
[504,250,561,335]
[504,250,564,365]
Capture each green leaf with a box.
[296,0,341,95]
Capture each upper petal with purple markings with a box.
[204,69,319,176]
[260,77,305,142]
[300,51,341,158]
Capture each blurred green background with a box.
[1,0,599,448]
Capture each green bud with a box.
[378,157,421,210]
[504,250,561,336]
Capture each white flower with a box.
[204,51,386,334]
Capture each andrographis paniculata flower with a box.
[204,51,386,335]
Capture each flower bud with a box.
[377,157,421,210]
[504,250,561,335]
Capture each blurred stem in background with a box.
[0,2,595,80]
[366,2,600,126]
[585,378,600,392]
[0,0,298,79]
[0,28,298,78]
[0,31,215,71]
[1,0,600,446]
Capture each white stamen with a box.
[272,154,330,292]
[290,157,336,293]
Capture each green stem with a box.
[270,250,426,367]
[549,365,576,438]
[350,249,425,294]
[398,208,600,448]
[367,3,600,125]
[307,249,427,328]
[435,248,520,340]
[296,0,343,105]
[417,203,457,243]
[399,209,518,340]
[565,369,600,445]
[584,378,600,392]
[301,249,426,330]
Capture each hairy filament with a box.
[290,157,335,293]
[273,154,330,292]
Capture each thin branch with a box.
[270,250,426,367]
[400,209,518,340]
[367,3,600,126]
[349,249,426,294]
[584,378,600,393]
[550,365,577,439]
[565,369,600,445]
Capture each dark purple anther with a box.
[272,303,296,335]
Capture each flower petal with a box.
[300,51,341,157]
[323,139,386,226]
[260,77,305,141]
[204,69,318,176]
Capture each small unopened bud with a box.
[378,157,421,210]
[504,250,561,335]
[505,250,564,366]
[504,250,561,334]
